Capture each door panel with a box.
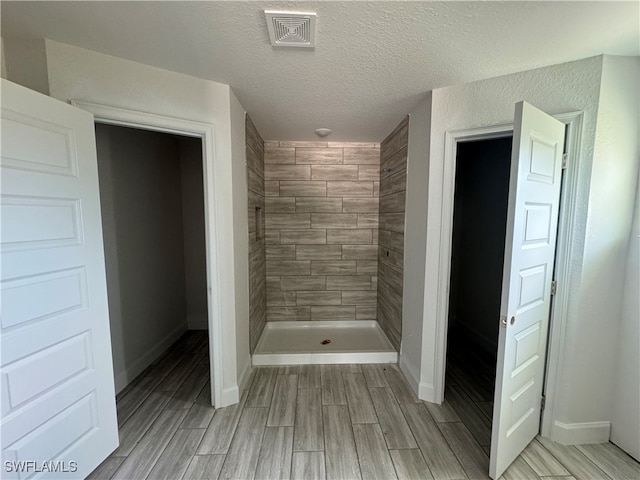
[1,79,118,479]
[489,101,565,479]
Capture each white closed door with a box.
[1,79,118,479]
[489,101,565,479]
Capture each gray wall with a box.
[246,115,267,352]
[96,124,206,392]
[377,118,409,350]
[263,141,381,323]
[448,137,512,353]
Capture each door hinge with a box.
[541,395,546,411]
[550,280,557,296]
[562,153,568,169]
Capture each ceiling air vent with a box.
[265,10,316,48]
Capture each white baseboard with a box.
[552,421,611,445]
[219,385,240,408]
[113,322,188,393]
[418,381,437,403]
[187,313,208,330]
[238,359,253,393]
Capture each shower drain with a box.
[321,339,331,345]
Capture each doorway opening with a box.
[444,135,513,449]
[94,124,209,407]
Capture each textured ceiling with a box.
[2,1,638,141]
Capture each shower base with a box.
[252,320,398,365]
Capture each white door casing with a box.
[489,101,565,478]
[1,79,118,478]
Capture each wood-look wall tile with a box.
[267,291,297,306]
[311,306,356,321]
[311,213,358,229]
[381,145,408,172]
[267,276,281,291]
[380,120,408,159]
[296,197,343,213]
[266,245,296,260]
[353,424,398,479]
[265,229,280,244]
[266,197,296,213]
[379,169,407,197]
[265,147,295,164]
[356,305,377,320]
[311,260,357,276]
[280,181,327,197]
[378,248,404,274]
[265,180,280,196]
[373,181,380,197]
[296,148,343,164]
[342,245,378,260]
[248,168,265,195]
[358,165,380,181]
[291,452,326,480]
[281,276,326,291]
[267,306,311,321]
[265,164,311,181]
[311,165,358,181]
[329,142,378,148]
[266,213,311,229]
[378,230,404,254]
[327,181,373,197]
[267,260,311,276]
[323,405,362,480]
[283,141,329,148]
[296,245,343,260]
[356,260,378,275]
[357,214,379,229]
[294,388,324,452]
[326,275,371,291]
[280,229,327,245]
[342,197,380,213]
[296,291,342,306]
[326,229,372,245]
[343,148,380,165]
[264,141,280,148]
[342,291,377,305]
[379,213,405,233]
[379,191,407,214]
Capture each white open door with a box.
[489,101,565,479]
[1,80,118,478]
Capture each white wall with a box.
[400,93,432,395]
[603,56,640,460]
[420,56,622,441]
[95,124,188,393]
[44,40,247,406]
[1,38,7,79]
[229,89,252,390]
[179,137,209,330]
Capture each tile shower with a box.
[246,116,408,362]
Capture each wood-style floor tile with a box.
[390,449,434,480]
[361,364,390,388]
[197,389,248,455]
[344,373,377,424]
[254,426,294,480]
[401,403,466,480]
[424,400,461,423]
[445,384,492,447]
[115,374,164,426]
[385,364,421,404]
[181,381,215,429]
[500,456,540,480]
[369,387,417,449]
[294,388,324,452]
[219,407,269,479]
[86,457,124,480]
[267,374,298,426]
[353,423,398,480]
[323,405,361,480]
[146,428,205,480]
[182,454,225,480]
[321,365,347,405]
[536,437,611,480]
[292,451,326,480]
[166,364,210,410]
[248,367,279,407]
[521,439,570,477]
[299,364,322,389]
[438,422,490,480]
[576,443,640,480]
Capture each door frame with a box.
[433,111,584,440]
[70,100,225,408]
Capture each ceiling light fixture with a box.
[314,128,332,137]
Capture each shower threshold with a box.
[253,320,398,365]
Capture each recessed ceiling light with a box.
[314,128,332,137]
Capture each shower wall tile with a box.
[377,117,409,351]
[246,116,267,353]
[264,141,381,324]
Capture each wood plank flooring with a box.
[89,331,640,480]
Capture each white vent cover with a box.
[265,10,316,48]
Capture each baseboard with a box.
[219,385,240,408]
[187,313,208,330]
[552,420,611,445]
[399,354,420,394]
[113,322,188,393]
[418,381,437,403]
[238,358,253,393]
